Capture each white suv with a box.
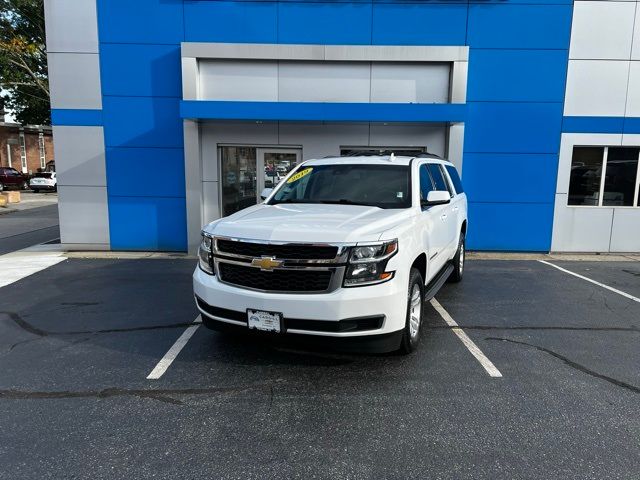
[193,155,467,353]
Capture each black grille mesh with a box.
[217,240,338,260]
[218,263,332,292]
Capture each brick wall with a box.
[0,124,54,174]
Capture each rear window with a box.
[427,164,449,192]
[33,173,53,178]
[445,165,464,194]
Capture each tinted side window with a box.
[427,163,449,192]
[419,164,434,201]
[445,165,464,194]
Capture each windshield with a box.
[269,163,411,209]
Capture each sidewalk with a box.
[0,192,58,215]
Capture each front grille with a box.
[218,263,333,292]
[217,239,338,260]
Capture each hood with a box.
[205,203,414,243]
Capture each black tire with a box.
[398,268,425,354]
[448,231,465,283]
[0,182,4,192]
[21,181,28,190]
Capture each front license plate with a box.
[247,309,282,333]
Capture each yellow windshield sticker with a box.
[287,167,313,184]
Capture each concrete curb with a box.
[467,252,640,262]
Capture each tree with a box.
[0,0,49,125]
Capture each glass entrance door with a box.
[259,148,301,194]
[220,146,301,217]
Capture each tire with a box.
[448,231,465,283]
[398,268,425,354]
[21,181,28,190]
[0,182,4,192]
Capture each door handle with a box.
[440,214,447,221]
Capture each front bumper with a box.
[30,183,56,190]
[193,266,408,347]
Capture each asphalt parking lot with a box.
[0,256,639,479]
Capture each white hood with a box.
[204,203,414,243]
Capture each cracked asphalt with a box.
[0,257,638,479]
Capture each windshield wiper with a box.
[318,199,379,207]
[270,199,313,205]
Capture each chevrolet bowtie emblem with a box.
[251,256,283,271]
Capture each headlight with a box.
[344,240,397,287]
[198,233,214,275]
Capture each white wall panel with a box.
[551,194,614,252]
[184,120,203,253]
[622,133,640,146]
[370,63,450,104]
[48,53,102,109]
[279,123,370,159]
[632,3,640,60]
[569,2,635,60]
[199,60,278,101]
[278,62,370,103]
[197,59,456,104]
[447,124,465,171]
[58,186,110,246]
[52,126,106,187]
[609,209,640,252]
[369,124,447,157]
[44,0,98,53]
[625,61,640,117]
[564,60,629,116]
[202,181,220,225]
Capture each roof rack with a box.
[415,152,442,159]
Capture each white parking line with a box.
[539,260,640,304]
[430,298,503,378]
[146,316,202,380]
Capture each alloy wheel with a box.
[409,284,422,339]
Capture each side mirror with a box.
[421,190,451,208]
[260,188,273,200]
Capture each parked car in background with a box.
[0,167,29,192]
[29,172,57,192]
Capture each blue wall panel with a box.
[372,4,467,45]
[467,49,568,103]
[181,100,466,122]
[184,1,278,43]
[97,0,184,44]
[465,102,563,154]
[51,109,103,126]
[108,196,188,252]
[101,44,182,97]
[466,202,554,252]
[462,153,558,204]
[90,0,577,252]
[106,147,186,198]
[103,97,183,149]
[279,2,372,44]
[467,4,572,49]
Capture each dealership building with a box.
[44,0,640,253]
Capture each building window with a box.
[568,146,640,207]
[18,132,27,172]
[38,133,46,169]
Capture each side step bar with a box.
[424,263,454,301]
